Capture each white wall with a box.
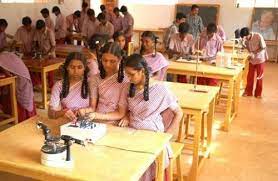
[0,0,81,35]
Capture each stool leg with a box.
[176,155,183,181]
[168,159,173,181]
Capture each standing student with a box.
[52,6,67,44]
[12,16,35,56]
[240,27,268,98]
[81,9,99,47]
[100,4,112,22]
[65,10,81,44]
[197,23,223,86]
[80,2,89,31]
[168,22,195,83]
[96,13,114,39]
[0,19,13,52]
[78,42,128,124]
[164,12,186,49]
[140,31,169,81]
[0,52,36,122]
[40,8,55,31]
[120,5,134,45]
[111,7,124,33]
[187,4,204,40]
[48,52,90,120]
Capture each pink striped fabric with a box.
[49,80,90,111]
[89,73,129,114]
[87,58,99,78]
[143,52,169,81]
[0,52,34,111]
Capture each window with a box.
[236,0,278,8]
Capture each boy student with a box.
[240,27,268,98]
[120,5,134,44]
[12,16,35,56]
[100,4,112,22]
[164,12,186,49]
[81,9,99,47]
[197,23,223,86]
[40,8,55,31]
[52,6,67,44]
[96,13,114,39]
[0,19,13,52]
[111,7,124,33]
[65,10,81,44]
[187,4,204,40]
[80,1,89,30]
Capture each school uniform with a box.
[44,16,55,32]
[244,32,268,97]
[217,25,226,42]
[65,14,79,44]
[54,13,67,44]
[81,18,99,41]
[14,26,35,56]
[111,15,124,33]
[163,21,179,49]
[122,12,134,44]
[96,21,114,38]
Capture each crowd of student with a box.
[0,3,268,180]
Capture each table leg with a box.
[234,73,242,116]
[10,80,18,124]
[41,70,48,109]
[207,97,216,157]
[223,79,234,131]
[189,112,202,181]
[156,148,165,181]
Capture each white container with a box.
[216,52,224,67]
[224,53,232,67]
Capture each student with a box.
[100,4,112,22]
[140,31,169,81]
[187,4,204,40]
[81,9,99,47]
[120,5,134,45]
[96,13,114,39]
[217,25,226,42]
[113,31,127,56]
[80,2,89,30]
[66,10,81,44]
[111,7,124,33]
[0,19,13,52]
[0,52,36,122]
[40,8,55,31]
[48,52,90,120]
[164,12,186,49]
[52,6,67,44]
[12,16,35,56]
[240,27,268,98]
[197,23,223,86]
[78,42,128,124]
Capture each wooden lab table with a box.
[0,76,18,126]
[167,61,243,131]
[23,58,64,109]
[55,44,91,59]
[0,116,171,181]
[164,82,219,181]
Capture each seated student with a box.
[140,31,169,81]
[0,52,36,122]
[0,19,13,52]
[48,52,90,120]
[52,6,67,44]
[217,25,226,42]
[113,31,127,55]
[240,27,268,98]
[78,42,128,124]
[65,10,81,44]
[87,34,109,78]
[12,16,35,56]
[111,7,124,33]
[40,8,55,31]
[168,22,195,83]
[96,13,114,39]
[82,9,99,47]
[197,23,223,86]
[163,12,186,49]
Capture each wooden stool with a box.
[168,142,184,181]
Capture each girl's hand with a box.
[64,109,77,121]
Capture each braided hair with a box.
[140,31,158,57]
[60,52,89,99]
[125,54,150,101]
[98,42,125,83]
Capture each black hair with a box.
[22,16,32,26]
[240,27,250,38]
[40,8,49,15]
[125,54,150,101]
[88,34,109,51]
[36,19,45,30]
[207,23,217,34]
[52,6,60,13]
[191,4,199,11]
[140,31,158,57]
[113,31,125,41]
[234,29,240,39]
[74,10,81,18]
[120,5,128,13]
[0,19,8,27]
[60,52,89,99]
[98,42,125,83]
[82,2,88,8]
[113,7,120,13]
[176,12,186,20]
[97,13,106,21]
[179,22,190,33]
[87,9,95,17]
[100,4,106,12]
